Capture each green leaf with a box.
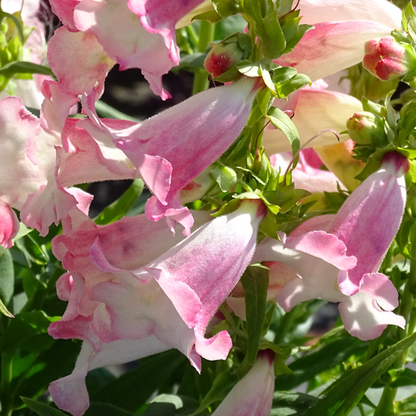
[403,2,416,37]
[143,394,210,416]
[389,367,416,387]
[239,265,269,376]
[85,403,136,416]
[267,107,300,156]
[0,297,13,317]
[191,371,238,414]
[0,249,14,307]
[211,165,237,192]
[90,350,187,412]
[275,337,366,391]
[0,61,53,77]
[15,339,80,405]
[21,397,67,416]
[303,331,416,416]
[94,179,145,225]
[95,100,140,122]
[256,11,286,59]
[272,391,318,413]
[396,392,416,413]
[1,11,24,41]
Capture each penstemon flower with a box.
[253,152,408,340]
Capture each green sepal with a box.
[193,9,222,24]
[280,10,314,56]
[238,264,269,377]
[213,0,242,18]
[402,2,416,41]
[255,10,286,59]
[211,164,237,192]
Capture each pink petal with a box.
[339,290,405,341]
[212,350,275,416]
[264,84,362,154]
[74,0,174,99]
[0,201,20,249]
[330,152,408,295]
[285,231,356,270]
[298,0,401,28]
[144,199,266,343]
[49,0,82,31]
[275,21,394,82]
[48,26,115,96]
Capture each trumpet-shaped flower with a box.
[212,350,275,416]
[82,76,264,235]
[49,199,266,415]
[275,0,401,81]
[0,79,145,240]
[253,152,407,340]
[263,80,362,155]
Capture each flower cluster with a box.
[1,0,415,415]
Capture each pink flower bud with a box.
[204,37,245,78]
[346,111,388,146]
[363,36,416,81]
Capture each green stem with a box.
[1,350,14,416]
[192,20,214,95]
[373,384,396,416]
[274,305,300,344]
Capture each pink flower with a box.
[212,350,275,416]
[253,152,408,340]
[82,76,264,235]
[263,80,363,155]
[49,199,266,415]
[275,0,401,81]
[48,0,206,99]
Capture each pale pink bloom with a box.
[48,0,205,99]
[49,200,266,415]
[212,350,275,416]
[253,152,408,340]
[270,148,344,193]
[89,199,266,360]
[0,81,143,238]
[82,76,264,235]
[263,80,362,155]
[275,0,402,81]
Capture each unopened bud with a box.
[363,36,416,81]
[204,35,246,78]
[346,112,388,146]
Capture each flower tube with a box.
[253,152,408,340]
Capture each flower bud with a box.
[346,111,388,146]
[204,36,245,78]
[363,36,416,81]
